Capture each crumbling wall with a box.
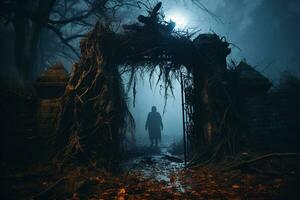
[238,65,300,152]
[245,91,300,151]
[35,63,69,135]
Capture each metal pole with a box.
[184,90,189,160]
[180,72,187,166]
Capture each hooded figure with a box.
[145,106,163,147]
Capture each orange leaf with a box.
[232,184,240,189]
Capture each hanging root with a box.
[53,23,131,168]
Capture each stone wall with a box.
[35,63,68,136]
[244,92,299,151]
[0,64,69,166]
[36,98,60,135]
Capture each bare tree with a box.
[0,0,111,83]
[0,0,215,83]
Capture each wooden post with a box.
[191,67,209,155]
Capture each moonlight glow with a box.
[167,12,188,29]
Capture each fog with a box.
[119,0,300,146]
[122,70,183,147]
[1,0,299,81]
[115,0,300,81]
[1,0,299,147]
[1,0,299,80]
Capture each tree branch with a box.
[65,34,86,42]
[222,153,300,172]
[48,9,94,25]
[46,24,80,58]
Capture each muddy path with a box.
[97,148,288,200]
[1,147,299,199]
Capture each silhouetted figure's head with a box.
[152,106,157,112]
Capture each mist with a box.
[1,0,299,146]
[1,0,299,81]
[115,0,300,81]
[118,0,300,147]
[2,1,300,198]
[122,70,183,147]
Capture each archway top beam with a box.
[82,2,231,73]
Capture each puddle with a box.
[122,147,186,192]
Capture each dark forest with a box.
[0,0,300,199]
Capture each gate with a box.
[180,72,194,165]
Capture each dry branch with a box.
[222,153,300,172]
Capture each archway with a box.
[54,3,231,167]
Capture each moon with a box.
[167,12,188,29]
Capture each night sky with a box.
[1,0,299,80]
[120,0,300,145]
[116,0,300,81]
[0,0,299,145]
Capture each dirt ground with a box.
[1,147,300,200]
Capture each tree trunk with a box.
[13,0,56,83]
[13,19,41,82]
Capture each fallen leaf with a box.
[232,184,240,189]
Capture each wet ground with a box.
[94,147,285,200]
[1,147,300,199]
[70,147,297,200]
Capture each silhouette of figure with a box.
[145,106,163,147]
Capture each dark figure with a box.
[145,106,163,147]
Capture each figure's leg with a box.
[155,138,158,147]
[150,139,154,147]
